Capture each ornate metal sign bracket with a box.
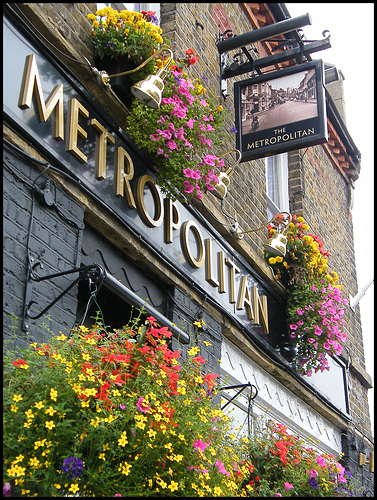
[22,263,104,331]
[217,13,331,85]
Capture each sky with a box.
[285,3,374,431]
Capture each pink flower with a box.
[215,459,230,476]
[316,456,326,467]
[290,324,298,330]
[309,468,319,478]
[193,439,209,452]
[157,128,172,139]
[167,140,178,151]
[202,154,218,166]
[314,326,323,336]
[200,99,208,107]
[183,180,195,194]
[186,118,195,129]
[136,397,151,414]
[284,482,294,490]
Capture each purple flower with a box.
[309,476,319,489]
[3,483,11,497]
[61,456,84,479]
[230,127,237,134]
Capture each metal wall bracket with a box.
[220,34,331,80]
[220,382,258,410]
[22,263,103,331]
[217,13,331,82]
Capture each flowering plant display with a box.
[87,7,165,78]
[3,313,357,497]
[3,313,251,497]
[242,418,355,497]
[264,214,349,376]
[125,50,232,203]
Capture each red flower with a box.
[12,359,28,367]
[202,372,218,391]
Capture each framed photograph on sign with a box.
[234,60,328,162]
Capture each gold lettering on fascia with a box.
[165,198,181,244]
[225,258,240,304]
[205,238,219,288]
[136,175,163,228]
[88,118,116,180]
[66,98,89,163]
[181,220,205,269]
[18,54,64,140]
[114,147,137,209]
[252,286,269,333]
[17,54,271,333]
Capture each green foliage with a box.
[264,215,348,376]
[125,68,232,203]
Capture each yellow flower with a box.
[10,404,18,413]
[187,346,200,356]
[34,439,46,449]
[297,216,305,223]
[14,454,24,463]
[50,388,58,401]
[118,434,128,447]
[118,461,132,476]
[34,401,45,410]
[45,406,57,416]
[13,394,23,402]
[7,464,26,477]
[98,453,106,460]
[268,257,276,265]
[275,256,283,263]
[193,320,202,328]
[29,457,41,468]
[25,409,35,419]
[68,484,80,494]
[147,429,157,440]
[45,420,55,430]
[168,481,179,492]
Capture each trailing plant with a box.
[3,313,356,496]
[264,214,349,376]
[125,51,235,203]
[241,418,356,496]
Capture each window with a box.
[265,153,289,220]
[118,3,160,18]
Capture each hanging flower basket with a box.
[87,7,167,104]
[94,55,142,105]
[124,50,237,204]
[264,214,349,376]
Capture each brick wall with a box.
[3,145,85,348]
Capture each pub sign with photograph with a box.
[234,60,328,161]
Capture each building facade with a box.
[3,2,373,494]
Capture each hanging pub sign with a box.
[234,60,328,161]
